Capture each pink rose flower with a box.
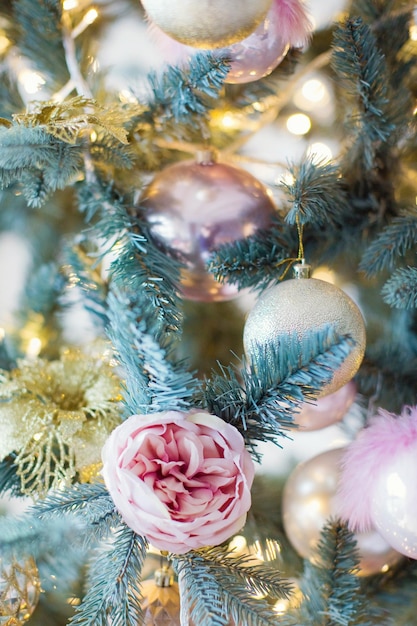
[101,409,255,554]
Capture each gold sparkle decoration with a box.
[0,348,122,498]
[0,557,41,625]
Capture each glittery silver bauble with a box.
[243,275,366,397]
[141,0,272,49]
[282,448,402,576]
[141,155,276,302]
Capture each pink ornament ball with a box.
[337,405,417,559]
[294,381,357,431]
[140,155,276,301]
[148,0,311,84]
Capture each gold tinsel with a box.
[0,348,122,497]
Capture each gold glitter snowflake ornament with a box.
[0,348,123,498]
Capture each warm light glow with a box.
[228,535,248,553]
[312,266,337,284]
[63,0,79,9]
[72,7,99,38]
[307,142,333,163]
[220,112,240,130]
[302,78,328,104]
[274,599,290,614]
[26,337,42,358]
[18,69,46,94]
[387,472,407,498]
[0,34,10,54]
[84,8,99,24]
[286,113,311,136]
[279,172,295,186]
[119,89,138,104]
[0,327,5,341]
[410,24,417,41]
[90,130,97,142]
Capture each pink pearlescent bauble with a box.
[148,0,311,83]
[149,11,288,84]
[337,405,417,559]
[294,381,357,431]
[140,156,276,301]
[370,445,417,559]
[282,448,402,576]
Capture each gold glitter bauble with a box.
[243,277,366,397]
[0,557,41,625]
[141,0,272,49]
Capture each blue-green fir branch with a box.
[174,551,293,626]
[332,18,395,168]
[62,244,108,326]
[284,157,351,227]
[18,262,68,317]
[193,546,293,601]
[89,131,135,170]
[360,213,417,276]
[78,181,184,334]
[0,456,23,498]
[146,52,230,125]
[0,124,83,206]
[381,266,417,309]
[297,520,386,626]
[30,482,119,546]
[0,514,84,594]
[357,342,417,414]
[352,0,413,91]
[208,219,297,292]
[203,326,355,459]
[107,288,200,415]
[13,0,68,84]
[176,556,230,626]
[70,524,147,626]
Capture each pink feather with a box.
[336,405,417,532]
[272,0,312,47]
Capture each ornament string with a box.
[273,213,305,280]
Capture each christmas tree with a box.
[0,0,417,624]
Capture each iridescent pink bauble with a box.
[149,0,311,83]
[148,5,289,84]
[140,155,276,301]
[294,381,357,431]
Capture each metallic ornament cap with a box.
[154,567,174,588]
[293,260,311,279]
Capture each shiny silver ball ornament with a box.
[140,0,273,49]
[140,152,277,302]
[243,268,366,397]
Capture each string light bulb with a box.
[63,0,79,9]
[286,113,311,135]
